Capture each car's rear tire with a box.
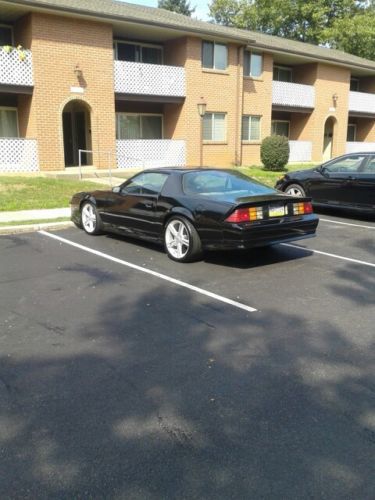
[164,216,202,263]
[81,202,103,235]
[285,183,306,197]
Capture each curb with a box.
[0,220,73,235]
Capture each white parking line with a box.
[319,218,375,230]
[38,230,257,313]
[282,243,375,268]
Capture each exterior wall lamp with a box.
[332,93,338,107]
[197,97,207,166]
[74,64,83,79]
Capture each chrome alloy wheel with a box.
[81,203,97,233]
[285,185,305,197]
[165,219,190,260]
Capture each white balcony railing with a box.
[348,91,375,115]
[116,139,186,169]
[0,48,33,87]
[0,138,39,172]
[114,60,185,97]
[289,141,312,162]
[346,141,375,154]
[272,81,315,109]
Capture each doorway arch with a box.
[322,116,336,162]
[62,100,92,167]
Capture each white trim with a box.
[114,40,164,63]
[242,114,261,141]
[116,112,164,140]
[0,106,19,137]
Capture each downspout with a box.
[235,44,248,166]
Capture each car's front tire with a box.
[285,183,306,197]
[81,201,103,235]
[164,216,202,263]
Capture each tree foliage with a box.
[158,0,195,16]
[208,0,375,59]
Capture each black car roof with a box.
[142,167,237,174]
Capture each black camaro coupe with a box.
[275,152,375,213]
[71,168,319,262]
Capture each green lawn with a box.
[0,177,100,211]
[239,163,316,187]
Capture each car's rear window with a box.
[182,170,277,199]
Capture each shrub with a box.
[260,135,289,171]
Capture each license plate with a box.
[269,205,286,217]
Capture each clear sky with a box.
[118,0,210,21]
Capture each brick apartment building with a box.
[0,0,375,173]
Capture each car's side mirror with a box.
[112,186,121,194]
[319,166,330,177]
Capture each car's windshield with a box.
[182,170,277,199]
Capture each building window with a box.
[116,114,163,140]
[202,41,228,71]
[244,52,262,78]
[347,124,357,142]
[114,41,163,65]
[271,120,290,137]
[0,107,18,138]
[273,66,293,82]
[242,115,261,141]
[203,113,226,141]
[0,25,13,45]
[350,78,359,91]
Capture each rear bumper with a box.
[210,214,319,250]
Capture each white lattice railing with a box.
[0,139,39,172]
[0,48,33,87]
[349,91,375,115]
[289,141,312,162]
[114,60,185,97]
[116,139,186,169]
[346,141,375,154]
[272,81,315,109]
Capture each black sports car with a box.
[71,168,319,262]
[275,152,375,213]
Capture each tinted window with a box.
[362,157,375,173]
[202,41,227,70]
[325,155,366,173]
[183,170,276,199]
[244,52,262,77]
[0,26,12,45]
[123,172,168,195]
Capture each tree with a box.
[158,0,195,16]
[208,0,371,52]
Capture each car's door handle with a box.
[144,202,154,208]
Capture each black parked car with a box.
[275,152,375,213]
[71,168,318,262]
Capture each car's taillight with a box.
[226,206,264,223]
[293,201,313,215]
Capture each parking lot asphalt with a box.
[0,211,374,499]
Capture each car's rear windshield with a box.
[182,170,277,199]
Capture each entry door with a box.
[63,111,88,167]
[323,121,333,162]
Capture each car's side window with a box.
[122,172,168,195]
[325,155,366,174]
[361,156,375,173]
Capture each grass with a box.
[239,163,316,187]
[0,217,70,227]
[0,177,100,211]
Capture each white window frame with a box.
[271,120,290,138]
[242,115,261,142]
[116,112,164,140]
[244,51,263,78]
[347,123,357,142]
[114,40,164,64]
[203,112,227,142]
[0,106,19,138]
[0,24,14,45]
[202,41,228,71]
[273,65,293,82]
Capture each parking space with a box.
[0,212,374,498]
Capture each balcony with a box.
[346,141,375,154]
[348,91,375,116]
[0,138,39,172]
[272,81,315,110]
[116,139,186,169]
[0,48,33,89]
[114,61,185,100]
[289,141,312,162]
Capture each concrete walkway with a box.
[0,207,70,223]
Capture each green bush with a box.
[260,135,290,171]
